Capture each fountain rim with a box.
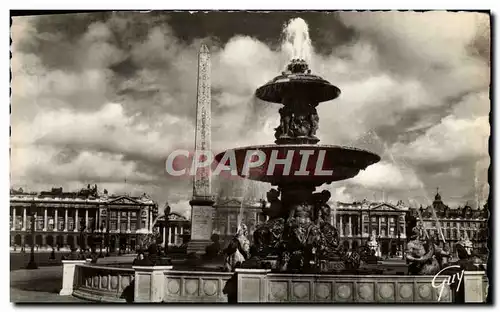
[255,74,341,104]
[215,143,381,160]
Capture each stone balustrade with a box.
[134,267,233,302]
[60,262,488,303]
[70,263,135,302]
[237,269,489,303]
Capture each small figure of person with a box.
[132,252,146,266]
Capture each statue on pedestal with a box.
[224,224,250,272]
[405,224,450,275]
[367,231,380,256]
[451,235,485,270]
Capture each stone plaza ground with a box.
[10,252,137,303]
[11,266,85,303]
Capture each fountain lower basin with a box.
[215,144,380,185]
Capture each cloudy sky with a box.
[10,11,490,217]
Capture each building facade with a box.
[213,197,268,246]
[10,186,158,252]
[212,197,408,257]
[333,200,408,257]
[156,212,191,247]
[410,191,488,253]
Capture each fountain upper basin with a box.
[255,73,341,104]
[214,144,380,186]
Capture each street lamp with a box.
[105,205,110,257]
[99,221,105,258]
[79,219,86,255]
[26,202,38,270]
[164,204,171,256]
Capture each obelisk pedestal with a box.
[187,196,215,254]
[187,44,215,255]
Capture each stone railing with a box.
[60,262,488,303]
[237,269,488,303]
[134,267,233,302]
[68,262,135,302]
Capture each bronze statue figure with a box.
[224,224,251,272]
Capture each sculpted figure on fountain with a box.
[275,107,293,140]
[405,223,451,275]
[224,224,250,272]
[275,105,320,143]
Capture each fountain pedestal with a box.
[215,59,380,272]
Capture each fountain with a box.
[214,31,380,272]
[63,18,487,303]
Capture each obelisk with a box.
[187,44,215,254]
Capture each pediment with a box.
[156,212,188,222]
[369,203,402,212]
[168,212,188,221]
[106,196,141,205]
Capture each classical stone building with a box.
[155,212,191,247]
[212,197,268,246]
[333,200,408,257]
[409,191,488,253]
[212,196,408,257]
[9,185,158,252]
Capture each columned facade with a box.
[155,212,190,247]
[411,191,489,254]
[10,187,158,252]
[213,198,266,246]
[334,200,408,257]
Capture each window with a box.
[110,211,117,218]
[121,211,127,218]
[389,227,395,236]
[110,221,117,231]
[48,218,54,231]
[58,217,64,231]
[363,215,368,221]
[15,216,22,230]
[131,212,137,218]
[37,216,44,230]
[120,221,127,232]
[371,216,376,222]
[229,213,238,234]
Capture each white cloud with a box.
[330,186,354,203]
[169,200,192,219]
[391,115,489,164]
[350,161,424,191]
[10,12,491,209]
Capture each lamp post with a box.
[164,205,171,256]
[105,205,110,257]
[397,215,402,259]
[367,209,372,246]
[99,221,105,258]
[26,202,38,270]
[79,219,86,256]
